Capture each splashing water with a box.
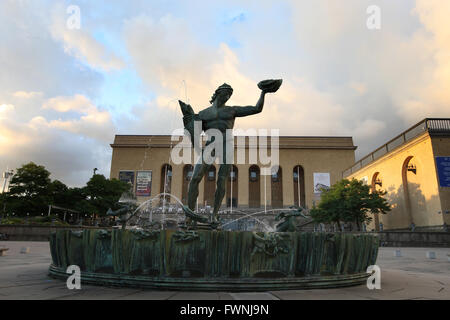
[220,208,300,232]
[123,192,308,233]
[126,193,185,229]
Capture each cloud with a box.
[349,83,367,96]
[123,14,215,104]
[0,104,33,150]
[43,95,116,142]
[0,1,102,98]
[44,94,94,113]
[49,3,126,72]
[13,91,43,99]
[0,104,15,116]
[122,12,350,139]
[353,120,387,141]
[276,0,450,155]
[0,94,115,187]
[394,0,450,122]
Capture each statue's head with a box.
[210,83,233,105]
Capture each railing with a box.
[427,118,450,133]
[343,118,450,177]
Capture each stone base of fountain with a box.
[49,229,379,291]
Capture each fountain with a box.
[48,80,379,291]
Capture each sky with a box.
[1,0,450,187]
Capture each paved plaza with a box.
[0,241,449,300]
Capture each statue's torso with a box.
[199,105,235,132]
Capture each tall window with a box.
[249,165,260,208]
[293,165,305,207]
[271,166,283,208]
[204,166,216,206]
[227,165,238,207]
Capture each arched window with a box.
[271,166,283,208]
[204,166,216,206]
[182,165,193,204]
[227,165,238,207]
[293,165,305,207]
[249,165,260,208]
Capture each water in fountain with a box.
[219,208,299,232]
[125,193,185,230]
[118,191,137,204]
[121,190,310,233]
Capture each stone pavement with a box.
[0,241,449,300]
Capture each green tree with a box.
[48,180,69,207]
[65,187,94,214]
[48,182,95,216]
[0,192,7,215]
[83,174,130,216]
[310,178,391,231]
[3,163,132,219]
[5,162,52,216]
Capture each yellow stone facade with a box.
[345,119,450,231]
[110,135,356,210]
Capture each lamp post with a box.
[2,169,14,194]
[2,169,14,214]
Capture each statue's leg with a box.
[187,161,210,211]
[212,163,231,220]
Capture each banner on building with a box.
[136,171,152,196]
[118,171,135,190]
[313,172,331,193]
[436,157,450,188]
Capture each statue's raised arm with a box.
[232,79,282,117]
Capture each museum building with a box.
[344,118,450,231]
[110,135,356,210]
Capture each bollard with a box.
[426,251,436,259]
[394,249,402,257]
[0,247,9,256]
[20,247,30,254]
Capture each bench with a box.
[0,248,9,256]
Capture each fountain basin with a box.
[49,229,379,291]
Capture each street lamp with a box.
[2,169,14,193]
[2,169,14,214]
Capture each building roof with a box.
[111,135,357,150]
[343,118,450,177]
